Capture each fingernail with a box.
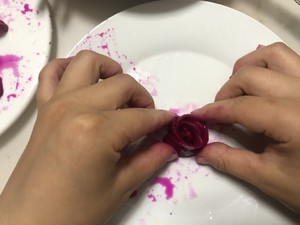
[168,152,179,162]
[196,157,209,165]
[256,44,265,50]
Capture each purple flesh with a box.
[0,20,8,36]
[163,114,209,157]
[0,77,3,97]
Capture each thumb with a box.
[117,143,178,195]
[196,142,268,187]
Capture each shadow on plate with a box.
[210,0,300,40]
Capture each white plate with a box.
[0,0,51,135]
[69,1,299,224]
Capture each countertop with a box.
[0,0,299,223]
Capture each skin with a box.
[0,51,178,225]
[192,42,300,214]
[0,42,299,225]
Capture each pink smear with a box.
[169,103,199,115]
[0,54,23,97]
[188,183,198,199]
[0,55,22,77]
[7,93,16,102]
[151,177,175,200]
[21,4,33,15]
[0,0,9,5]
[101,43,111,57]
[147,194,157,202]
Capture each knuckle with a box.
[268,42,289,59]
[75,50,102,65]
[61,113,111,152]
[39,97,78,123]
[234,65,256,81]
[119,74,138,85]
[269,42,288,52]
[38,59,60,81]
[212,147,230,172]
[76,49,98,59]
[66,113,106,137]
[233,57,246,71]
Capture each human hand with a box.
[192,42,300,213]
[0,51,177,225]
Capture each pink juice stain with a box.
[21,4,33,15]
[147,193,157,202]
[169,103,199,115]
[7,93,16,101]
[151,177,175,200]
[0,54,22,98]
[0,0,9,5]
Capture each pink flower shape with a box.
[0,20,8,37]
[163,114,209,157]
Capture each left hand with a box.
[0,51,177,225]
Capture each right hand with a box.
[192,42,300,213]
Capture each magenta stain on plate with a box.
[79,27,160,97]
[93,28,160,97]
[151,177,175,200]
[96,28,115,57]
[21,3,33,15]
[169,103,199,115]
[0,0,9,5]
[188,183,198,199]
[147,193,157,202]
[0,54,23,97]
[7,93,16,101]
[137,72,159,97]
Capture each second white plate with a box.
[0,0,52,135]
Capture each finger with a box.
[36,57,73,107]
[215,66,300,101]
[117,143,178,195]
[56,50,123,94]
[192,97,291,143]
[232,42,300,77]
[109,109,176,151]
[195,142,275,194]
[78,74,155,110]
